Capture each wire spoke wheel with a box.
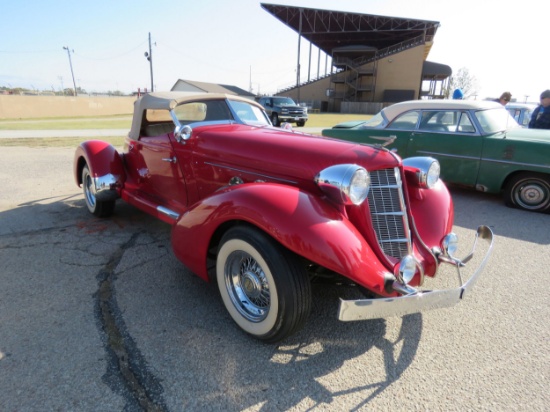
[225,252,271,322]
[216,226,311,342]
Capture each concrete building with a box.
[261,3,452,113]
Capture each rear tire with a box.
[504,172,550,212]
[216,226,311,343]
[82,165,115,217]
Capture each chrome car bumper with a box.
[338,225,494,321]
[93,173,120,201]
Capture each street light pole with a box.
[63,46,77,96]
[144,33,154,92]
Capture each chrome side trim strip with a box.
[157,206,179,220]
[204,162,297,185]
[417,150,550,170]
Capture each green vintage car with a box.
[323,100,550,213]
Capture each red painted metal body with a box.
[74,123,454,297]
[74,140,125,186]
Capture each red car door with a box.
[125,134,188,213]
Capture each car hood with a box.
[191,124,400,188]
[504,127,550,143]
[331,120,367,129]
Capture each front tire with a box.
[504,172,550,212]
[271,113,279,127]
[216,226,311,343]
[82,164,115,217]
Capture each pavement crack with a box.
[95,231,167,411]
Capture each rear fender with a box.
[74,140,125,188]
[171,183,392,295]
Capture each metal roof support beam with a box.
[296,8,302,102]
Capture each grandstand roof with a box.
[261,3,440,56]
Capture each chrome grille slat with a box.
[368,168,411,260]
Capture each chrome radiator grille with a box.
[367,168,411,260]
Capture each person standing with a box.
[496,91,512,105]
[529,90,550,129]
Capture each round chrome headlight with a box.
[402,157,440,189]
[426,160,440,188]
[349,168,370,204]
[315,164,370,205]
[442,233,459,257]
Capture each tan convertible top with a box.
[129,92,262,140]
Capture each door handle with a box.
[162,156,177,163]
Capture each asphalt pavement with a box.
[0,145,548,411]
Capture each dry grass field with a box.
[0,113,369,130]
[0,113,371,148]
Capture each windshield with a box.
[272,97,297,106]
[228,100,271,126]
[474,108,520,134]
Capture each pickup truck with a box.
[258,96,308,127]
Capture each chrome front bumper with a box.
[338,225,494,321]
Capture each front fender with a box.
[406,179,454,248]
[74,140,125,188]
[171,183,392,295]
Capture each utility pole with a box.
[144,33,154,92]
[62,46,77,96]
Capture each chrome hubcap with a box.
[520,184,544,205]
[515,181,549,209]
[225,252,270,322]
[84,174,96,207]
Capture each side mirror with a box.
[281,122,293,130]
[170,109,191,143]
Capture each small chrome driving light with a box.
[442,233,459,257]
[396,255,417,284]
[315,164,370,205]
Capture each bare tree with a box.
[445,67,479,99]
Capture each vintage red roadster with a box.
[74,92,493,342]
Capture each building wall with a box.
[276,44,427,113]
[373,45,425,101]
[280,76,332,107]
[277,76,330,111]
[171,81,206,93]
[0,95,135,119]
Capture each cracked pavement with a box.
[0,146,548,411]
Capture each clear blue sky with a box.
[0,0,546,102]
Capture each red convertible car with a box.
[74,92,493,342]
